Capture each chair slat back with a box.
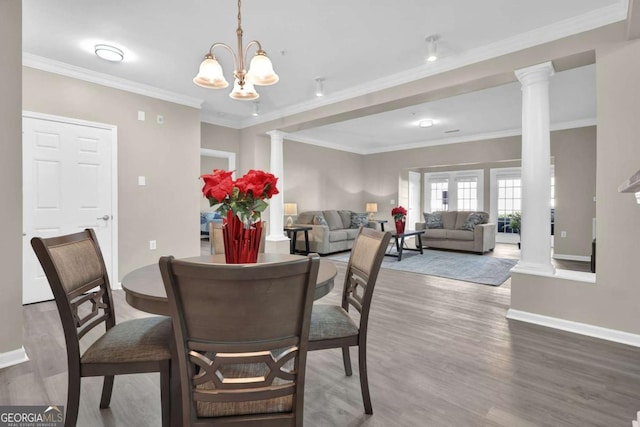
[342,227,391,322]
[160,254,319,425]
[31,229,116,354]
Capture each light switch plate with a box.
[138,176,146,186]
[137,110,145,121]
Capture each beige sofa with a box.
[415,211,495,254]
[293,210,371,254]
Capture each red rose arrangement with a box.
[391,206,407,221]
[201,169,279,227]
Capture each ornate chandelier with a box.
[193,0,279,100]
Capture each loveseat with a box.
[415,211,495,254]
[292,210,371,254]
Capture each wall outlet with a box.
[560,231,567,238]
[149,240,157,250]
[157,114,164,125]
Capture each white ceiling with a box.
[22,0,624,150]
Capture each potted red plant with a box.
[391,206,407,234]
[201,169,279,263]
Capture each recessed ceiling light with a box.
[95,44,124,62]
[418,119,434,128]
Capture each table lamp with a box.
[366,203,378,220]
[284,203,298,226]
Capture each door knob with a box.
[97,215,110,221]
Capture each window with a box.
[429,180,448,211]
[456,178,478,211]
[423,170,484,213]
[497,177,521,233]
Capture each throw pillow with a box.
[461,212,489,231]
[313,215,328,226]
[350,212,369,229]
[424,212,443,229]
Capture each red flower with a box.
[235,169,279,198]
[200,169,280,226]
[391,206,407,221]
[201,169,234,203]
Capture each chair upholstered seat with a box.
[82,317,172,364]
[309,304,359,340]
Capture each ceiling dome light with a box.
[95,44,124,62]
[425,36,438,62]
[419,119,434,128]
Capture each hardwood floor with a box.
[3,243,634,426]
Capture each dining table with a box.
[121,253,338,315]
[120,253,337,426]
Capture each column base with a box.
[512,261,556,275]
[265,236,290,254]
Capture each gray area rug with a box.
[328,249,518,286]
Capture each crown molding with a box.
[286,118,597,155]
[23,53,204,109]
[200,112,243,129]
[283,134,369,155]
[240,2,627,130]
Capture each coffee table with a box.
[385,229,425,261]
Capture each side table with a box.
[370,219,388,231]
[284,225,312,255]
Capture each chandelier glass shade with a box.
[193,0,279,100]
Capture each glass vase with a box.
[395,219,405,234]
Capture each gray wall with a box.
[284,140,365,213]
[200,156,228,211]
[0,1,23,355]
[201,122,241,153]
[23,67,202,280]
[552,127,597,257]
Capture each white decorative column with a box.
[265,130,290,253]
[514,62,556,274]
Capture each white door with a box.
[408,171,421,230]
[23,114,116,304]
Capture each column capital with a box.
[515,61,555,86]
[266,130,286,140]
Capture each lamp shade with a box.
[366,203,378,213]
[229,78,259,100]
[247,52,279,86]
[284,203,298,216]
[193,56,229,89]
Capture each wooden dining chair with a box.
[159,253,320,426]
[210,220,267,254]
[308,227,391,415]
[31,229,171,427]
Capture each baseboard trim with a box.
[506,309,640,348]
[0,347,29,369]
[553,253,591,262]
